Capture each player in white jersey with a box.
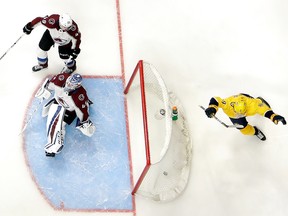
[35,73,95,157]
[23,14,81,73]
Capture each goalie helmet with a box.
[59,13,73,30]
[64,73,82,92]
[233,101,247,115]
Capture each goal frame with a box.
[124,60,151,195]
[124,60,191,201]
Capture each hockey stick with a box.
[199,105,244,129]
[0,34,25,61]
[19,98,44,135]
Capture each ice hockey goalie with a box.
[35,73,95,157]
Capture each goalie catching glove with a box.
[76,119,96,137]
[35,78,51,100]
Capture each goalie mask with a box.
[59,13,72,30]
[64,73,82,92]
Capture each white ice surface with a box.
[1,0,288,216]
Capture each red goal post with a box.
[124,60,192,202]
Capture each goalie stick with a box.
[19,98,44,135]
[0,34,25,61]
[199,105,244,129]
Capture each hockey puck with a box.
[160,109,166,116]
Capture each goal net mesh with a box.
[124,60,192,202]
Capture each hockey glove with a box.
[23,22,33,35]
[76,119,96,137]
[35,78,51,100]
[71,48,81,59]
[272,115,287,125]
[205,107,216,118]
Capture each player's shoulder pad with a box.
[67,21,81,38]
[51,73,69,86]
[71,86,89,102]
[41,14,59,28]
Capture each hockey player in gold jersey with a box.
[204,93,286,141]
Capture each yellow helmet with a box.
[233,101,247,114]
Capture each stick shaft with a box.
[19,98,43,135]
[0,34,24,61]
[199,105,243,129]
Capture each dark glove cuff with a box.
[264,110,274,119]
[209,97,219,106]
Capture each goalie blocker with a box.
[35,73,96,157]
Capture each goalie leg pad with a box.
[44,131,65,156]
[45,104,66,155]
[42,98,56,117]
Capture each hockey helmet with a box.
[233,101,247,115]
[64,73,82,92]
[59,13,72,30]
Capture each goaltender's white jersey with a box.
[47,73,90,122]
[51,85,77,111]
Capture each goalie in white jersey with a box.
[35,73,95,157]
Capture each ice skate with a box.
[254,126,266,141]
[61,58,77,74]
[62,65,76,74]
[32,63,48,72]
[45,151,56,157]
[44,141,64,157]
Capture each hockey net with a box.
[124,60,192,202]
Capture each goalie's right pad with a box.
[42,98,56,117]
[35,78,51,100]
[45,104,66,156]
[76,119,96,137]
[44,131,64,157]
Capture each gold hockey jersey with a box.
[209,94,272,119]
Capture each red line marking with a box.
[21,1,137,214]
[116,1,137,215]
[116,0,126,82]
